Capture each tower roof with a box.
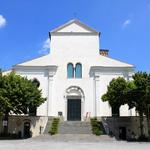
[50,19,100,35]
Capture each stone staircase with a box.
[58,121,92,134]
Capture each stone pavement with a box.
[33,134,115,142]
[0,134,150,150]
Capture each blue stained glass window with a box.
[75,63,82,78]
[67,63,74,78]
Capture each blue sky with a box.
[0,0,150,72]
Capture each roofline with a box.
[101,54,135,67]
[2,69,12,73]
[90,66,135,69]
[12,54,50,68]
[50,32,100,36]
[90,66,135,74]
[50,19,100,34]
[14,65,57,69]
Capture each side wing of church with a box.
[12,19,135,121]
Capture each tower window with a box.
[67,63,74,78]
[75,63,82,78]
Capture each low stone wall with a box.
[0,115,48,138]
[101,116,149,140]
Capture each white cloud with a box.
[122,19,131,28]
[38,38,50,54]
[0,15,6,28]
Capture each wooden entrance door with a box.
[67,99,81,121]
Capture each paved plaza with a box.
[0,134,150,150]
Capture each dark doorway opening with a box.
[119,127,126,140]
[67,99,81,121]
[23,122,31,138]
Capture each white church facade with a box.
[11,19,135,121]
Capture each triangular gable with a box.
[87,54,134,68]
[13,54,54,67]
[50,19,99,34]
[99,55,134,68]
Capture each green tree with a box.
[125,72,150,137]
[146,78,150,136]
[0,71,46,134]
[101,72,150,138]
[102,77,127,116]
[0,69,5,115]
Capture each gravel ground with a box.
[0,134,150,150]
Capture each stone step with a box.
[58,121,92,134]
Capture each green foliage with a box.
[0,71,46,115]
[101,72,150,137]
[129,72,147,108]
[124,72,150,115]
[125,72,150,137]
[102,77,127,111]
[90,118,103,136]
[49,118,60,135]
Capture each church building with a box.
[12,19,135,121]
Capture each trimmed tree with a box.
[0,71,46,135]
[125,72,150,138]
[146,82,150,137]
[0,69,5,115]
[102,77,127,116]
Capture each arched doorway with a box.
[23,121,31,138]
[65,86,85,121]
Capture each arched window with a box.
[67,63,74,78]
[75,63,82,78]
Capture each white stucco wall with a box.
[13,20,135,120]
[93,69,134,117]
[16,68,48,116]
[57,23,90,32]
[50,34,100,59]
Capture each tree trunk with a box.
[139,113,144,137]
